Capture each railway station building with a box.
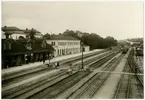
[2,26,54,69]
[46,35,81,57]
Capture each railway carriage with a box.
[136,48,143,56]
[122,47,129,54]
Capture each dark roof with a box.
[83,44,89,47]
[23,28,41,33]
[2,26,22,32]
[48,35,79,40]
[2,26,41,35]
[22,28,42,36]
[2,26,24,35]
[2,39,54,55]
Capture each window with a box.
[59,49,61,55]
[4,42,11,50]
[8,43,11,49]
[51,42,55,46]
[58,49,59,55]
[42,41,46,48]
[4,43,6,50]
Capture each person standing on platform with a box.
[57,62,59,68]
[135,67,138,75]
[55,62,59,68]
[43,58,45,64]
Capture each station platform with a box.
[2,49,103,76]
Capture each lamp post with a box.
[81,41,84,69]
[78,32,84,69]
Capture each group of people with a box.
[47,62,59,68]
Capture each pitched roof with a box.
[2,26,42,36]
[22,28,42,36]
[2,39,54,55]
[2,26,22,31]
[48,35,79,40]
[83,44,89,47]
[23,28,41,33]
[2,26,24,34]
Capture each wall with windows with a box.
[10,34,43,39]
[11,34,26,39]
[46,40,80,57]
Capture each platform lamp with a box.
[78,32,84,69]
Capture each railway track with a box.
[3,51,111,84]
[114,62,131,99]
[2,49,120,99]
[2,50,107,86]
[2,69,68,98]
[60,49,107,65]
[127,49,143,86]
[27,52,118,99]
[2,67,54,87]
[2,50,109,98]
[114,48,143,99]
[70,50,120,71]
[2,50,107,80]
[89,51,118,70]
[136,56,143,73]
[28,71,90,99]
[66,53,124,99]
[62,50,113,69]
[127,48,143,98]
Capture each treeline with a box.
[44,29,118,50]
[127,38,143,43]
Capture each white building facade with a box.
[46,36,81,57]
[84,45,90,52]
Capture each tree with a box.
[30,29,35,40]
[62,29,118,50]
[43,33,51,39]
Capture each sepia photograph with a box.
[1,1,144,99]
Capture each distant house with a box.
[23,28,43,39]
[83,44,90,52]
[46,35,81,57]
[2,26,24,39]
[2,26,43,40]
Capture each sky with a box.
[2,1,144,40]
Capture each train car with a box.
[122,47,129,54]
[136,48,143,56]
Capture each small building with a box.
[83,45,90,52]
[46,35,81,57]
